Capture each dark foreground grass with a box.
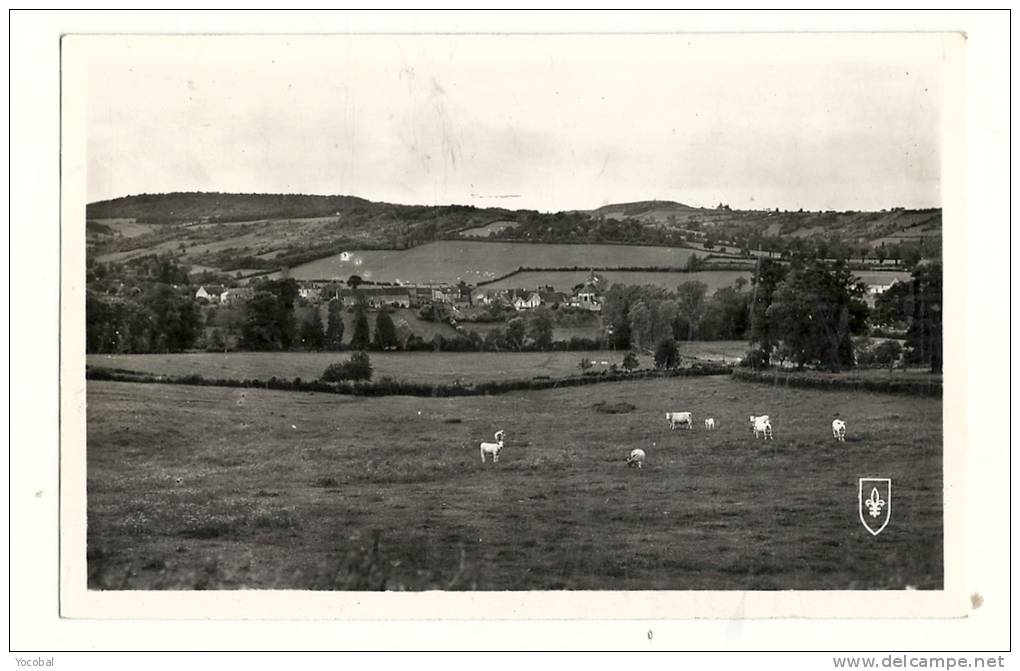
[86,376,942,590]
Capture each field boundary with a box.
[730,367,942,397]
[473,262,755,287]
[86,363,732,398]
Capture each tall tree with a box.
[299,308,325,350]
[766,260,869,371]
[506,317,527,352]
[325,299,345,351]
[350,303,371,350]
[141,283,200,352]
[675,280,708,341]
[747,258,789,364]
[373,309,398,350]
[653,299,680,344]
[627,300,652,350]
[904,261,942,373]
[526,306,555,350]
[654,337,680,370]
[242,291,284,351]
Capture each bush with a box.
[740,348,770,369]
[321,351,373,382]
[654,337,679,370]
[872,340,903,367]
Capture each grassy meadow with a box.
[86,342,749,384]
[285,241,704,284]
[87,374,942,591]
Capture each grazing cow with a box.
[480,430,505,463]
[626,448,646,469]
[704,417,716,430]
[832,418,847,442]
[666,411,693,430]
[750,415,774,440]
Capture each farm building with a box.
[195,285,225,303]
[569,285,603,312]
[538,290,569,306]
[472,288,513,307]
[511,289,543,311]
[297,282,329,303]
[219,286,255,306]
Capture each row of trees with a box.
[601,258,942,373]
[744,258,942,373]
[602,278,753,351]
[86,284,201,354]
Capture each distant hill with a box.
[589,200,941,249]
[87,192,377,223]
[590,200,699,218]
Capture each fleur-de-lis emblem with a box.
[865,487,886,518]
[859,478,891,536]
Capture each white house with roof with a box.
[195,285,225,303]
[569,285,603,312]
[511,290,542,311]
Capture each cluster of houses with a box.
[194,279,604,312]
[194,285,254,306]
[471,285,602,312]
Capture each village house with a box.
[219,286,255,306]
[510,289,542,311]
[337,286,412,309]
[472,288,510,306]
[569,285,603,312]
[430,285,461,305]
[194,285,225,303]
[297,281,329,303]
[538,289,569,307]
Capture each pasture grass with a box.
[87,376,942,590]
[287,240,703,284]
[85,344,749,385]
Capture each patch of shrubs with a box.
[321,351,373,382]
[592,401,637,414]
[739,349,770,369]
[730,368,940,397]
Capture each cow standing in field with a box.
[832,418,847,442]
[750,415,774,440]
[666,411,693,430]
[704,418,716,430]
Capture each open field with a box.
[86,343,749,384]
[285,241,704,284]
[87,376,942,590]
[459,220,520,237]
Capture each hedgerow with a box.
[729,367,941,397]
[86,362,732,398]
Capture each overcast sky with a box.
[82,33,952,212]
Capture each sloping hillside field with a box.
[87,376,942,590]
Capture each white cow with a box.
[626,448,646,468]
[666,411,693,430]
[750,415,774,440]
[832,418,847,442]
[704,417,716,430]
[480,430,506,463]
